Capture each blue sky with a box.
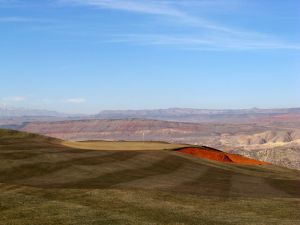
[0,0,299,114]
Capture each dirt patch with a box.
[177,147,270,165]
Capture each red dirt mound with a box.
[177,147,270,165]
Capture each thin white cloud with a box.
[61,0,235,33]
[66,98,86,103]
[0,0,23,8]
[101,34,300,51]
[59,0,300,51]
[0,16,55,23]
[0,102,8,107]
[0,16,33,22]
[61,0,182,16]
[0,0,18,3]
[2,96,25,102]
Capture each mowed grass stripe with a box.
[267,178,300,198]
[42,155,186,189]
[2,144,299,198]
[0,149,87,171]
[0,151,41,160]
[118,163,208,190]
[0,151,142,183]
[17,151,173,187]
[0,150,121,170]
[176,166,233,198]
[229,174,291,198]
[176,165,300,198]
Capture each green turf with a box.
[0,129,300,225]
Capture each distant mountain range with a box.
[1,106,300,124]
[0,105,68,118]
[94,107,300,123]
[0,105,86,127]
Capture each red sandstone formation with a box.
[178,147,270,165]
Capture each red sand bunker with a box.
[178,147,270,165]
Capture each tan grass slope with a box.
[0,129,300,225]
[63,140,188,151]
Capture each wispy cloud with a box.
[61,0,235,33]
[107,34,300,51]
[0,0,23,8]
[0,16,56,25]
[61,0,182,16]
[0,0,18,3]
[2,96,25,102]
[66,98,86,103]
[59,0,300,51]
[0,16,34,22]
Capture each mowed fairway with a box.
[0,129,300,225]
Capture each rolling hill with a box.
[0,129,299,225]
[18,118,300,170]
